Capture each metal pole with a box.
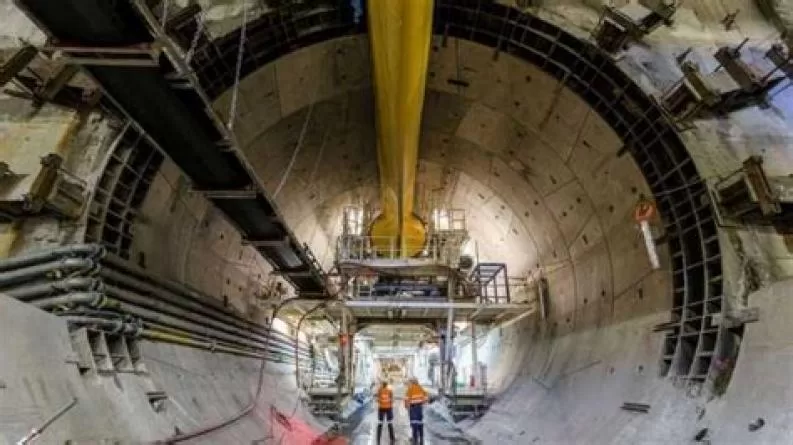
[470,322,477,389]
[445,305,454,395]
[16,398,78,445]
[640,220,661,270]
[503,264,510,303]
[437,321,444,393]
[348,324,355,391]
[341,310,348,392]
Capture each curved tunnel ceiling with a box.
[179,1,720,377]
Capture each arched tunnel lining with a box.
[173,1,724,381]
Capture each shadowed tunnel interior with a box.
[3,0,793,444]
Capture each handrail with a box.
[336,234,462,265]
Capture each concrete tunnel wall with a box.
[199,32,674,444]
[3,0,793,443]
[209,32,669,332]
[0,294,327,444]
[185,4,793,442]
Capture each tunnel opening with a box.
[3,0,766,444]
[168,0,726,389]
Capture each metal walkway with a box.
[295,297,535,326]
[16,0,328,294]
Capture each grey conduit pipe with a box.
[0,251,311,359]
[100,257,307,349]
[5,278,101,299]
[102,254,230,313]
[0,244,103,272]
[62,306,302,360]
[98,268,267,336]
[0,258,96,288]
[63,316,144,336]
[98,279,309,351]
[95,291,298,354]
[62,316,272,359]
[142,329,265,359]
[99,263,310,351]
[102,284,279,348]
[142,320,307,360]
[31,292,111,310]
[44,290,306,360]
[145,321,309,360]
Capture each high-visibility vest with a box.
[405,384,428,406]
[378,387,393,409]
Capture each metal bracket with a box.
[41,43,162,67]
[272,269,316,278]
[712,307,760,328]
[243,237,290,248]
[713,156,789,224]
[196,188,258,199]
[659,41,783,123]
[592,0,676,53]
[0,44,38,87]
[36,64,80,102]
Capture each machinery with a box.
[712,156,793,230]
[592,0,677,53]
[659,40,785,125]
[0,153,88,221]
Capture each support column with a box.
[437,320,445,393]
[340,310,348,392]
[445,304,454,396]
[470,322,477,389]
[348,322,356,391]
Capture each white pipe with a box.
[640,220,661,270]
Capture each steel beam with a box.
[197,189,259,199]
[344,300,530,310]
[243,237,290,248]
[42,43,162,67]
[0,44,37,86]
[14,0,328,293]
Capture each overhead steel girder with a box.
[15,0,328,294]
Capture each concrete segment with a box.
[2,1,793,444]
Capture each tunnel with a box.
[1,0,793,444]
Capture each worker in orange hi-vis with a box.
[404,377,429,444]
[376,381,396,444]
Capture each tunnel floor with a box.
[348,385,473,445]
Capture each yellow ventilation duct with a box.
[367,0,434,257]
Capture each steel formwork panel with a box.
[86,123,163,260]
